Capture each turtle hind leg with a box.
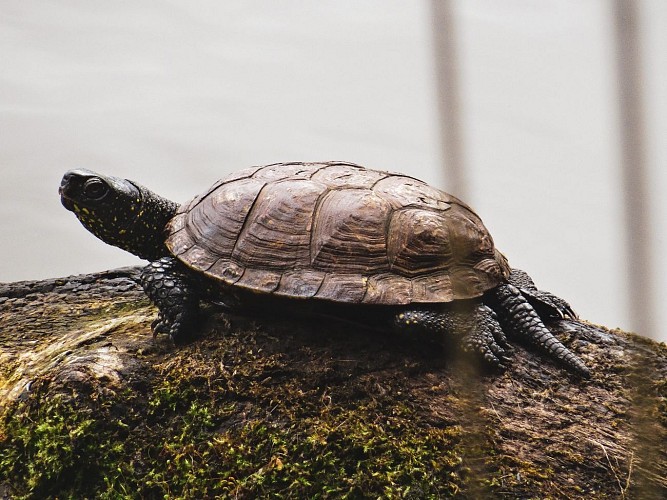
[140,256,200,343]
[490,283,591,378]
[393,304,511,371]
[509,268,577,320]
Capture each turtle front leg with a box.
[140,256,200,343]
[393,304,511,371]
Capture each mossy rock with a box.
[0,268,665,498]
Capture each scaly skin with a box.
[140,257,200,342]
[394,305,510,369]
[491,283,590,378]
[508,268,577,320]
[391,288,590,378]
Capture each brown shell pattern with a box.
[165,162,510,305]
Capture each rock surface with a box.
[0,267,665,498]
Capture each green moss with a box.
[200,405,465,498]
[0,344,472,499]
[136,360,470,498]
[0,390,131,499]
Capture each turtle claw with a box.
[487,308,510,350]
[460,328,507,372]
[458,305,513,371]
[166,317,194,345]
[535,291,578,320]
[392,304,513,372]
[151,314,169,338]
[508,268,578,321]
[151,311,196,344]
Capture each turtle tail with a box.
[491,283,591,378]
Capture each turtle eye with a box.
[83,178,108,200]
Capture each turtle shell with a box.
[165,162,510,305]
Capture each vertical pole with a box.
[613,5,660,498]
[431,0,467,200]
[612,0,655,339]
[430,7,492,494]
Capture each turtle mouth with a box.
[59,171,86,212]
[59,188,74,211]
[59,184,77,211]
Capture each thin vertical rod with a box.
[612,0,655,339]
[430,0,467,199]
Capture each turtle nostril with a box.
[59,171,78,199]
[59,177,70,195]
[61,171,72,185]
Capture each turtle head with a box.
[60,169,179,260]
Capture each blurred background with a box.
[0,1,664,341]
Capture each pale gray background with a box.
[1,1,665,340]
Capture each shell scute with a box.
[387,208,452,277]
[207,258,243,283]
[314,273,367,303]
[251,162,320,182]
[411,273,454,303]
[362,273,413,305]
[231,179,326,270]
[310,189,390,273]
[174,177,265,259]
[236,268,282,293]
[275,269,326,298]
[310,162,387,189]
[372,175,454,211]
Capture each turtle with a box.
[59,161,590,377]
